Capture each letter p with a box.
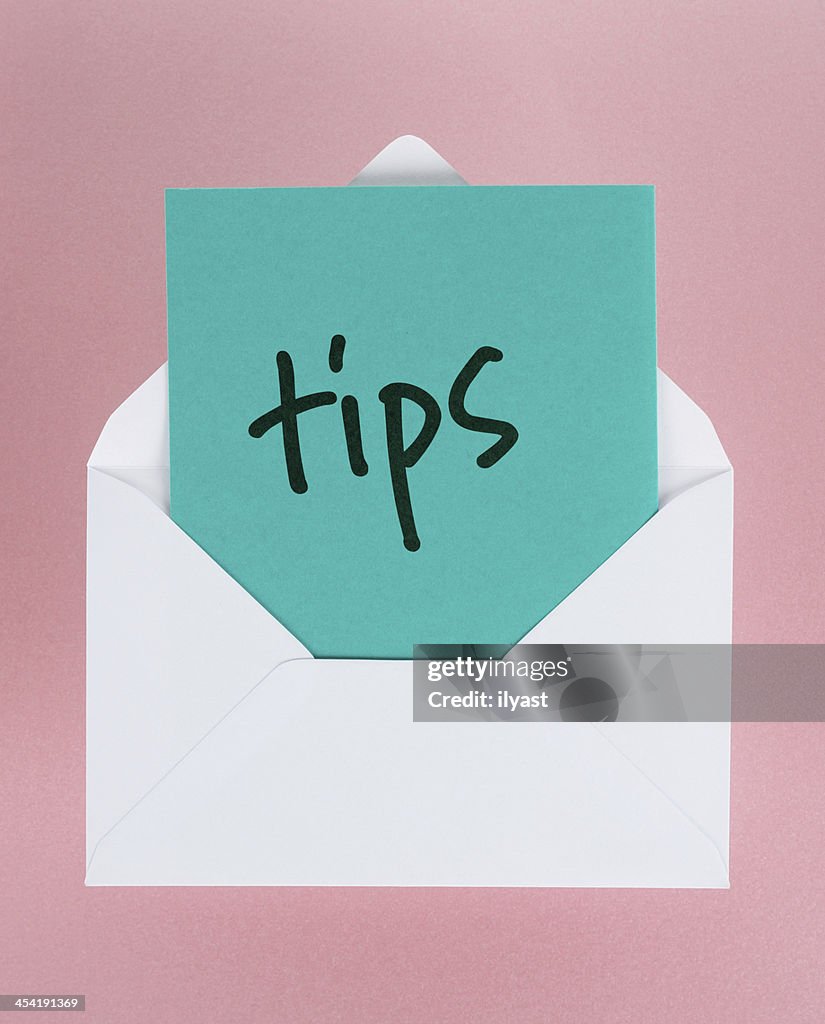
[378,383,442,552]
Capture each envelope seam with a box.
[85,656,315,877]
[591,724,730,880]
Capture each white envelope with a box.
[86,137,733,887]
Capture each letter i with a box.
[328,335,369,477]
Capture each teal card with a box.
[166,185,657,658]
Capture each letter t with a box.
[248,351,336,494]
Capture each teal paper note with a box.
[166,185,658,657]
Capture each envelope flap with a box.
[88,364,169,471]
[87,658,729,887]
[349,134,466,186]
[658,372,729,470]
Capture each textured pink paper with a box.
[2,1,824,1020]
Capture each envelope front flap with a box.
[87,658,729,887]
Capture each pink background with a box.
[2,1,824,1020]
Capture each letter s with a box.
[448,347,519,468]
